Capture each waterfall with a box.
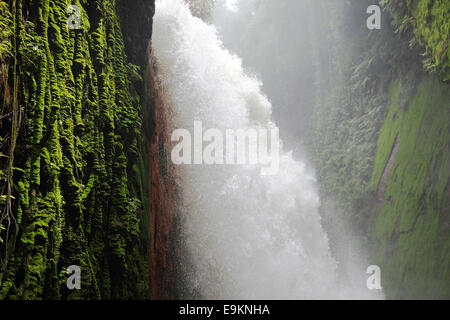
[152,0,376,299]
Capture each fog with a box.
[211,0,384,298]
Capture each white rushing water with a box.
[153,0,378,299]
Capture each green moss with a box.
[370,76,450,299]
[1,0,154,300]
[0,2,13,58]
[370,78,402,186]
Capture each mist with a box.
[152,0,385,299]
[212,0,384,295]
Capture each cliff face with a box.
[147,47,179,300]
[369,74,449,299]
[0,0,155,299]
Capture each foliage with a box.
[0,1,13,58]
[381,0,450,81]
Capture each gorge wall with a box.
[0,0,157,299]
[147,46,179,300]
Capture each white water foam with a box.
[153,0,379,299]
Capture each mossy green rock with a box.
[0,0,155,300]
[370,76,450,299]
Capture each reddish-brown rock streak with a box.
[147,45,179,299]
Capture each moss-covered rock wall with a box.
[369,75,449,299]
[0,0,155,300]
